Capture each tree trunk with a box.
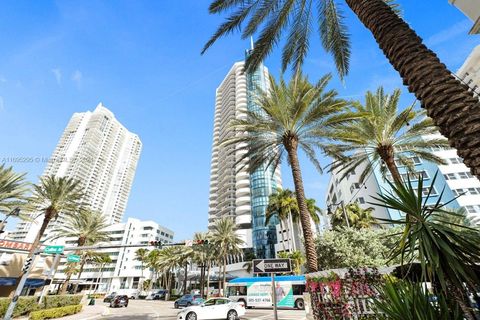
[345,0,480,178]
[288,213,297,252]
[183,262,188,295]
[206,261,211,298]
[223,256,227,296]
[284,136,318,272]
[60,273,72,294]
[378,144,402,185]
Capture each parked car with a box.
[103,292,117,303]
[176,298,245,320]
[146,289,167,300]
[110,295,129,308]
[117,289,140,299]
[174,294,204,308]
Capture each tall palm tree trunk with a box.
[284,137,318,272]
[345,0,480,178]
[183,262,188,295]
[222,256,227,295]
[206,261,211,298]
[378,145,403,185]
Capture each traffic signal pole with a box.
[4,251,39,320]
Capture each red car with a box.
[110,295,129,308]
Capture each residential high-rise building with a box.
[457,45,480,97]
[10,103,142,242]
[449,0,480,34]
[208,56,281,259]
[326,140,480,224]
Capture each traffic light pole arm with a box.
[61,242,186,252]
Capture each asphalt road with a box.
[101,300,306,320]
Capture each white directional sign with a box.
[253,259,292,274]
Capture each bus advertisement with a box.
[226,275,306,309]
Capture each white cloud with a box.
[71,70,83,89]
[51,68,62,85]
[425,19,471,47]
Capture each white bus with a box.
[226,275,306,309]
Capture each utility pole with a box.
[4,251,39,320]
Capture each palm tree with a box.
[135,248,150,292]
[265,188,299,252]
[92,253,112,293]
[192,232,209,297]
[203,0,480,179]
[146,249,162,290]
[210,217,244,293]
[0,165,29,214]
[50,209,109,293]
[26,176,84,258]
[222,72,356,272]
[330,202,377,229]
[328,87,449,185]
[278,251,306,275]
[60,262,79,293]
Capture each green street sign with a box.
[44,246,64,254]
[67,254,81,263]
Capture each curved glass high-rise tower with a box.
[208,54,282,259]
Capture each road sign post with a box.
[252,259,292,274]
[38,254,61,305]
[4,252,39,320]
[44,246,64,255]
[253,259,291,320]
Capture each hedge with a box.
[30,304,82,320]
[42,295,82,309]
[0,295,83,318]
[0,296,39,318]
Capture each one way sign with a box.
[253,259,292,274]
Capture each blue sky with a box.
[0,1,478,240]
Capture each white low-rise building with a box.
[52,218,174,294]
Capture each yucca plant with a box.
[372,173,480,318]
[373,280,463,320]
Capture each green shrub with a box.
[42,295,82,309]
[30,304,82,320]
[0,296,39,318]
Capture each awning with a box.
[0,277,46,288]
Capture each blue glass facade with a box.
[246,52,279,259]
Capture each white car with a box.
[177,298,245,320]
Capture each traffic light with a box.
[149,240,162,248]
[193,239,209,246]
[22,256,34,273]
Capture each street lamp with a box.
[0,207,21,234]
[327,201,350,228]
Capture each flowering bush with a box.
[307,268,383,320]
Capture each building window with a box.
[467,188,480,195]
[132,277,140,289]
[358,197,365,204]
[465,206,479,214]
[449,158,461,164]
[444,173,457,180]
[422,186,438,196]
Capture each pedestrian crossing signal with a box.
[22,257,34,273]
